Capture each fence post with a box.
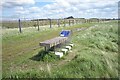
[76,19,77,24]
[98,19,99,23]
[73,19,74,25]
[49,19,52,28]
[18,19,22,33]
[69,20,70,26]
[37,19,39,31]
[58,19,60,27]
[64,19,66,27]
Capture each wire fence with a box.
[1,18,109,33]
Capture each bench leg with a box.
[44,46,50,52]
[45,47,47,51]
[54,46,56,53]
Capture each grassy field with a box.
[2,21,118,78]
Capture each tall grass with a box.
[50,21,118,78]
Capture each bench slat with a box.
[40,37,68,48]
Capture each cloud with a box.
[14,7,29,15]
[44,0,118,18]
[29,7,41,13]
[35,0,56,2]
[2,0,119,20]
[2,0,35,8]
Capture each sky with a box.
[1,0,119,20]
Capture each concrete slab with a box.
[55,52,63,58]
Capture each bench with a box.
[40,37,68,51]
[39,30,71,51]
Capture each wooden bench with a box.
[40,37,68,51]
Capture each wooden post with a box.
[58,19,60,27]
[42,20,43,26]
[49,19,52,28]
[69,20,70,26]
[45,47,47,51]
[76,19,77,24]
[53,46,55,53]
[64,19,66,27]
[37,19,39,31]
[18,19,22,33]
[72,20,73,25]
[86,19,87,23]
[98,19,100,23]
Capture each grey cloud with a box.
[2,0,35,8]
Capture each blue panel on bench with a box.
[60,30,71,37]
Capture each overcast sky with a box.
[1,0,119,20]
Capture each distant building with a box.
[65,16,74,19]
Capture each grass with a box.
[2,20,118,78]
[45,21,118,78]
[50,21,118,78]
